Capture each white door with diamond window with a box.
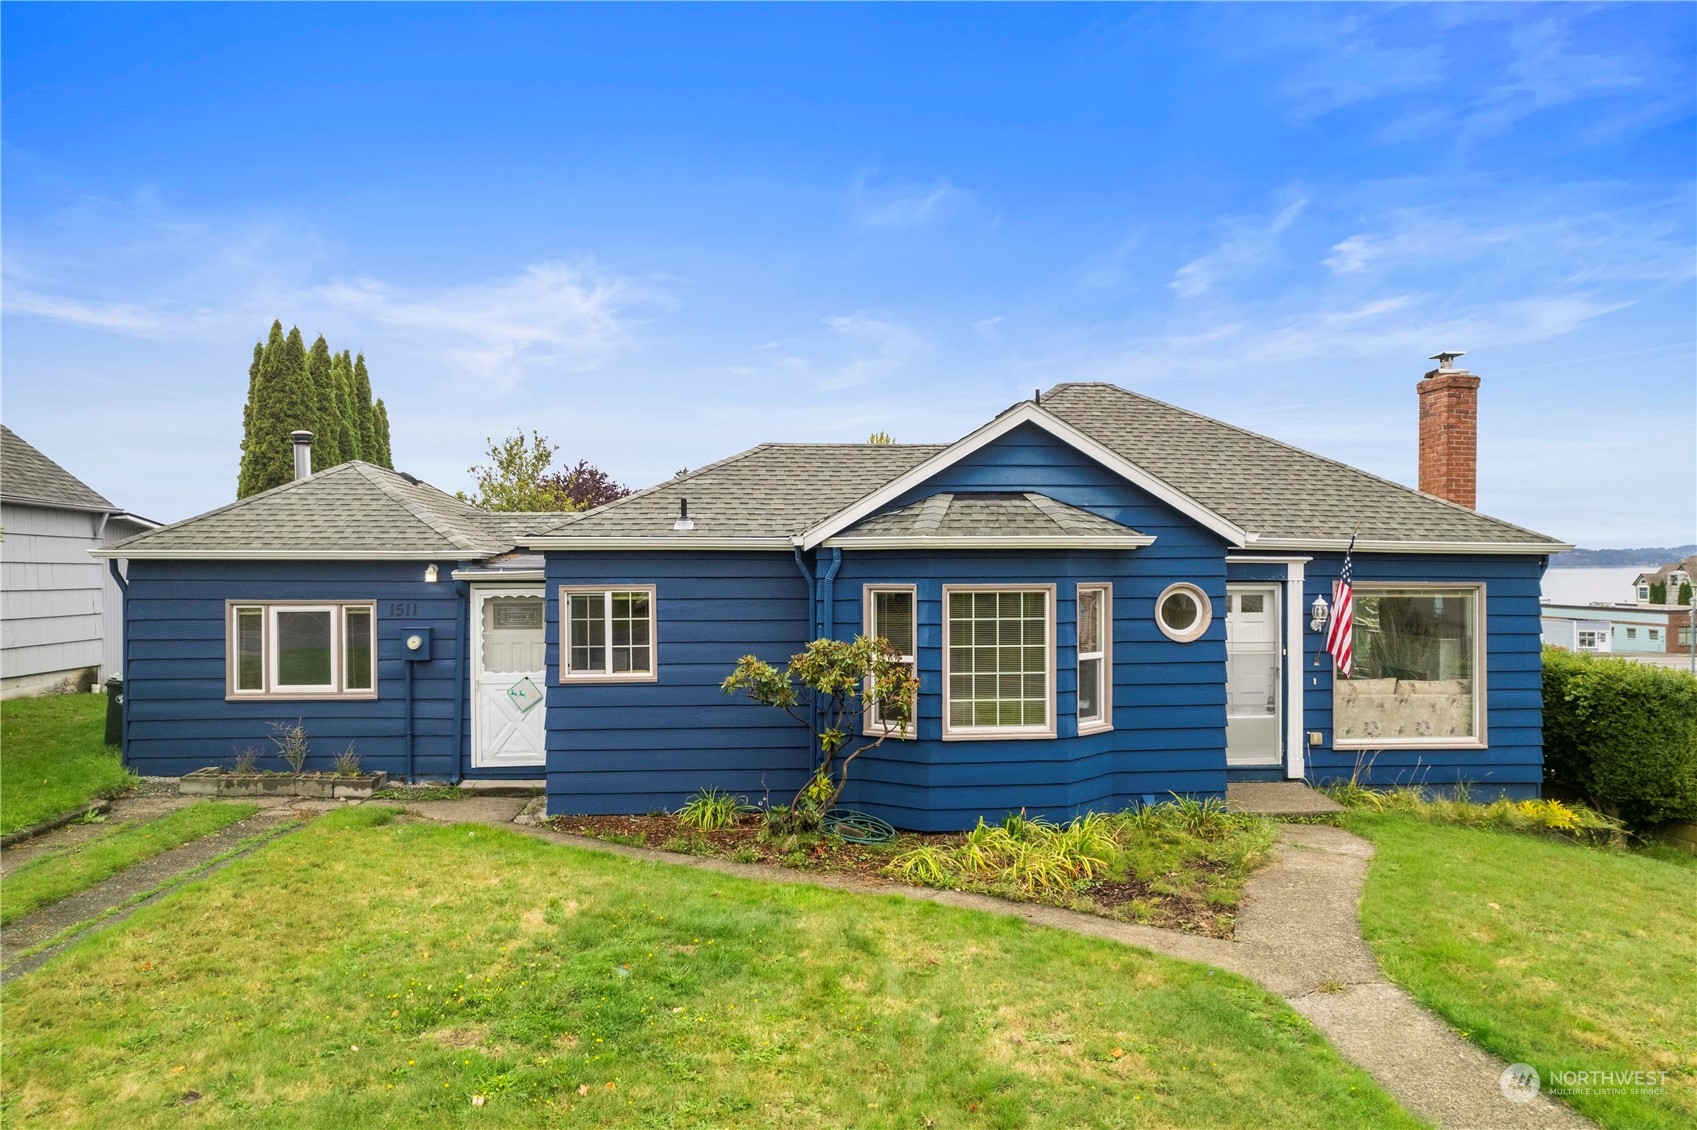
[471,587,547,768]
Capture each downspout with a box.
[451,577,469,784]
[107,559,130,767]
[792,546,816,640]
[820,547,842,642]
[404,660,416,784]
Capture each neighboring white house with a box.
[1,425,157,698]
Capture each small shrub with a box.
[267,719,311,774]
[677,787,746,832]
[660,835,709,855]
[730,847,760,864]
[1543,646,1697,826]
[230,748,261,775]
[333,746,362,777]
[887,844,952,885]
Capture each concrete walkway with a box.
[417,801,1589,1130]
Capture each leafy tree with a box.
[722,635,918,829]
[539,459,632,510]
[462,430,572,512]
[867,431,894,444]
[463,430,631,513]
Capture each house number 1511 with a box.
[389,602,418,617]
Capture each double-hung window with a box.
[227,601,376,699]
[1076,584,1112,733]
[864,585,916,737]
[943,585,1054,739]
[561,586,657,681]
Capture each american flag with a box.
[1325,536,1355,678]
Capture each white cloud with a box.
[1170,197,1307,299]
[762,310,927,392]
[2,198,665,390]
[850,173,980,229]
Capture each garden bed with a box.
[547,804,1273,939]
[180,767,387,800]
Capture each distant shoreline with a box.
[1548,545,1696,569]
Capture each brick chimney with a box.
[1417,351,1479,509]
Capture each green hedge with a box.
[1543,646,1697,826]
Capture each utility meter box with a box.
[400,626,432,662]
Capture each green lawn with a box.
[1349,812,1697,1130]
[1,807,1422,1129]
[1,694,136,835]
[1,802,259,926]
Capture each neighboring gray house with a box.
[1,425,157,698]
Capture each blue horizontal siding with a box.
[119,559,532,781]
[544,551,813,816]
[1300,552,1548,799]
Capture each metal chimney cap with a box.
[290,430,315,443]
[1428,351,1466,370]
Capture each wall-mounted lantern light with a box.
[423,563,439,583]
[1309,594,1329,633]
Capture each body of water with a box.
[1541,566,1644,606]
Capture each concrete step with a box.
[458,779,544,797]
[1226,781,1345,816]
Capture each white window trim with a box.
[941,583,1057,741]
[225,600,377,701]
[1333,581,1488,751]
[862,584,917,739]
[1076,583,1112,735]
[1155,582,1213,643]
[559,584,659,683]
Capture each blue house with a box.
[98,368,1569,829]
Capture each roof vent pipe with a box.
[673,497,695,531]
[290,430,314,481]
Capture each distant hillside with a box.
[1550,545,1697,569]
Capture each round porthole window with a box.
[1156,583,1212,643]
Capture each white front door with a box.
[471,587,547,768]
[1226,584,1282,767]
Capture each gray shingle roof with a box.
[528,443,948,542]
[832,492,1146,543]
[1039,383,1566,548]
[99,462,558,558]
[1,425,115,511]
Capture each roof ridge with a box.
[1024,492,1083,534]
[351,463,494,553]
[913,493,952,533]
[1043,382,1555,543]
[527,443,792,535]
[108,462,371,550]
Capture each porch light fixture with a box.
[1309,594,1329,632]
[423,564,439,583]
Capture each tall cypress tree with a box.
[352,353,378,461]
[328,350,359,463]
[373,398,393,468]
[237,339,264,496]
[305,334,341,468]
[239,321,297,497]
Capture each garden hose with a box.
[821,808,897,844]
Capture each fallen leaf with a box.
[605,1081,616,1091]
[1111,1047,1124,1059]
[350,1045,359,1052]
[171,1065,185,1075]
[472,1095,486,1107]
[1488,902,1500,910]
[577,1084,590,1097]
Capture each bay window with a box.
[943,586,1054,739]
[1076,584,1112,733]
[864,585,916,737]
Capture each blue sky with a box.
[4,3,1693,546]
